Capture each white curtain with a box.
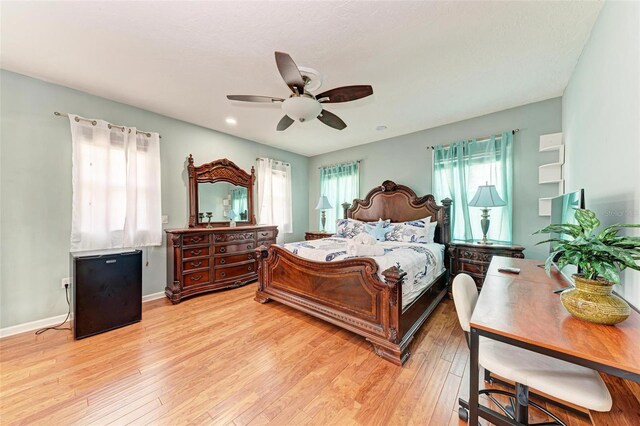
[69,114,162,252]
[256,158,292,243]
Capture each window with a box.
[319,161,360,233]
[69,115,162,251]
[256,158,292,243]
[432,132,513,242]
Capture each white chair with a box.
[452,274,612,425]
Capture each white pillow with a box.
[334,218,366,239]
[385,216,436,243]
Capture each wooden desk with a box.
[466,257,640,426]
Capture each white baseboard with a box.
[0,291,167,339]
[142,291,165,303]
[0,313,72,339]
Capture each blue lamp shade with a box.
[227,209,238,220]
[315,195,333,210]
[468,184,506,208]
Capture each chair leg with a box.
[515,383,529,425]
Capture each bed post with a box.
[367,266,410,366]
[342,202,351,219]
[440,198,452,245]
[254,245,271,304]
[440,198,453,297]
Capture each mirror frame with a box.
[187,155,256,227]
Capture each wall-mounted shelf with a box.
[539,163,563,184]
[538,132,564,216]
[539,132,563,151]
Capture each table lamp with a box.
[315,195,333,233]
[468,183,506,245]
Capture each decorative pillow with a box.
[385,216,436,243]
[364,219,392,241]
[334,218,366,239]
[423,221,438,244]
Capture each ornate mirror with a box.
[187,155,256,227]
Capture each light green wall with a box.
[0,70,309,328]
[563,1,639,308]
[308,98,563,260]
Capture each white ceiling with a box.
[1,1,602,156]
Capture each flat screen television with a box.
[549,189,585,281]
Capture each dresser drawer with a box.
[460,249,493,263]
[256,239,276,248]
[214,252,255,266]
[183,246,210,259]
[214,232,255,244]
[184,270,210,287]
[215,242,255,254]
[459,261,486,276]
[182,233,209,246]
[215,262,256,281]
[183,258,210,271]
[256,229,276,240]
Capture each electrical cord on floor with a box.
[35,283,71,335]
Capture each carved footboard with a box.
[255,245,413,365]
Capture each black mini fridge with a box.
[71,249,142,339]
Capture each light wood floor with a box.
[0,284,593,425]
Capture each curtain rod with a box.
[318,160,361,170]
[255,157,291,166]
[54,112,162,139]
[426,129,519,149]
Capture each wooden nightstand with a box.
[305,231,332,241]
[448,240,525,289]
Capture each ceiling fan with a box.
[227,51,373,131]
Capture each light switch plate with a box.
[161,215,169,224]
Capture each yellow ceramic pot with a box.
[560,275,630,325]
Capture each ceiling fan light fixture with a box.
[281,96,322,122]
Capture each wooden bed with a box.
[254,180,452,365]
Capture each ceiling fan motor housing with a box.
[281,96,322,123]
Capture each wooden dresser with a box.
[165,225,278,303]
[448,240,525,289]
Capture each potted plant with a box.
[534,208,640,325]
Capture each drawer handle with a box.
[247,266,253,271]
[191,274,202,281]
[260,232,269,237]
[216,236,222,241]
[221,272,226,277]
[247,244,252,249]
[191,261,202,267]
[220,247,226,253]
[191,249,202,256]
[191,236,202,243]
[220,259,226,264]
[247,254,253,260]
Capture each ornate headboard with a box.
[343,180,452,245]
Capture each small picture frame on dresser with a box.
[448,240,525,290]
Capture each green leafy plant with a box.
[534,208,640,284]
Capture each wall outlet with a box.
[61,277,71,289]
[161,215,169,224]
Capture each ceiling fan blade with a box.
[227,95,284,103]
[276,115,295,131]
[316,85,373,103]
[275,51,305,94]
[317,109,347,130]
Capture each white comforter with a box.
[283,237,445,309]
